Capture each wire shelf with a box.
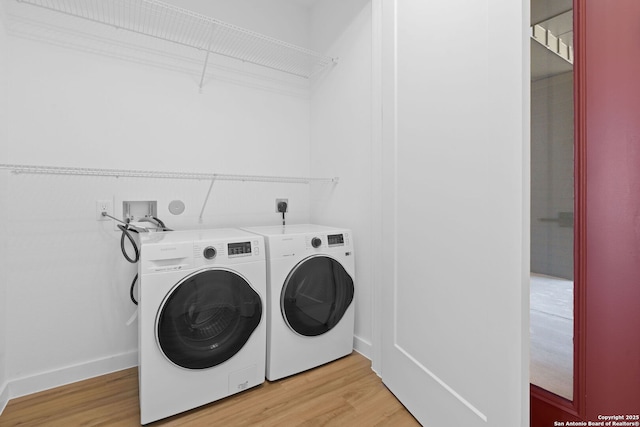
[0,164,339,184]
[16,0,337,79]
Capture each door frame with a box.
[530,0,586,422]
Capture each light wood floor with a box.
[530,273,574,400]
[0,352,420,426]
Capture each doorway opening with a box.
[530,4,574,401]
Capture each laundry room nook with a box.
[0,0,530,426]
[0,0,378,423]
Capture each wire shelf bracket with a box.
[199,28,215,91]
[199,176,216,224]
[15,0,338,82]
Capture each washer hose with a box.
[118,223,140,264]
[130,274,139,306]
[117,217,171,306]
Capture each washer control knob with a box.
[311,237,322,248]
[203,246,217,259]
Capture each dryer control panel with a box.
[327,234,345,246]
[304,232,351,251]
[241,225,352,259]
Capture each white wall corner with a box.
[0,381,9,416]
[369,0,384,378]
[354,335,373,361]
[308,0,376,377]
[7,350,138,401]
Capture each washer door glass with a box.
[281,256,354,337]
[157,269,262,369]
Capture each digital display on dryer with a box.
[228,241,252,257]
[327,234,344,246]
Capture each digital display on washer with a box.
[228,241,252,257]
[327,234,344,246]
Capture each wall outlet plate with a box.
[96,199,113,221]
[276,198,288,213]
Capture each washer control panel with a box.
[203,246,217,259]
[228,241,252,258]
[139,231,265,273]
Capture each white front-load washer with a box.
[242,224,355,381]
[137,229,266,425]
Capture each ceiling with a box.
[531,0,573,80]
[539,9,573,47]
[531,0,572,26]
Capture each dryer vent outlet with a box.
[276,199,288,213]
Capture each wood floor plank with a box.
[0,353,421,426]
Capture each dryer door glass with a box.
[157,269,262,369]
[281,256,354,337]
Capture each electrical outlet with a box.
[276,198,289,213]
[96,200,113,221]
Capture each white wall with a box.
[531,72,574,279]
[309,0,373,358]
[0,0,9,414]
[1,0,315,401]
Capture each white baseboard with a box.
[1,339,371,416]
[0,381,9,416]
[354,335,372,360]
[6,350,138,403]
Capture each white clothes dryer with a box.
[137,229,266,425]
[242,224,355,381]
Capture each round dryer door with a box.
[281,255,354,337]
[157,268,262,369]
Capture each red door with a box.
[531,0,640,424]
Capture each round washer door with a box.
[157,268,262,369]
[281,255,354,337]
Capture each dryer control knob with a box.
[203,246,217,259]
[311,237,322,248]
